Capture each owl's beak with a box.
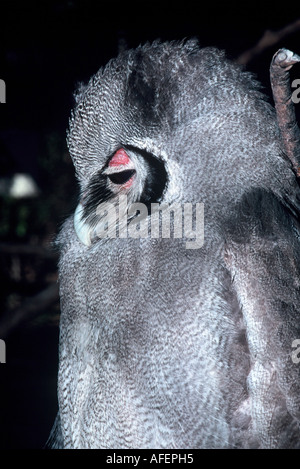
[74,202,92,246]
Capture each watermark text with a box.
[291,339,300,364]
[292,79,300,104]
[93,197,204,250]
[0,79,5,103]
[0,339,6,363]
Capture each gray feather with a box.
[49,39,300,448]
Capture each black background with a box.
[1,0,300,451]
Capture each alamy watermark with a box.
[292,79,300,104]
[0,339,6,363]
[0,79,6,103]
[291,339,300,364]
[91,197,204,249]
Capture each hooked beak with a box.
[74,202,92,246]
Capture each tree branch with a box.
[236,18,300,65]
[0,282,59,339]
[0,242,58,259]
[270,48,300,176]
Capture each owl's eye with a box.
[108,169,136,185]
[105,148,136,187]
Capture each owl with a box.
[48,40,300,448]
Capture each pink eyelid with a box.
[109,148,131,167]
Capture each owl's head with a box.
[68,39,281,246]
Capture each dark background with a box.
[0,0,300,450]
